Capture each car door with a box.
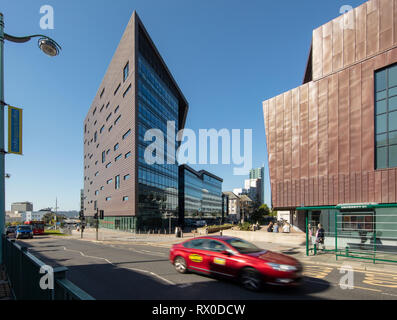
[183,239,212,274]
[205,240,236,278]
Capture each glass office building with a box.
[178,165,223,227]
[84,12,188,232]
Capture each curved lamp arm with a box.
[4,33,62,57]
[4,33,62,49]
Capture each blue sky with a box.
[1,0,366,211]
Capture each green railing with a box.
[2,235,95,300]
[305,209,397,264]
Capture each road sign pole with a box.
[0,13,5,265]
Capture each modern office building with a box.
[11,202,33,213]
[178,165,223,227]
[83,12,188,231]
[249,167,265,204]
[263,0,397,258]
[244,178,263,204]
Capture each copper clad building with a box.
[263,0,397,258]
[83,12,188,231]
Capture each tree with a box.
[43,212,55,225]
[250,204,270,224]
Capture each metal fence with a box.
[2,235,94,300]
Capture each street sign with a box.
[8,106,22,155]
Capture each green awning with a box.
[297,203,397,211]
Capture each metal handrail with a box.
[1,236,94,300]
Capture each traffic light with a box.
[79,210,84,220]
[94,212,98,220]
[99,210,104,220]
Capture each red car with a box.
[169,236,303,291]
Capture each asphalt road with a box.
[16,236,397,300]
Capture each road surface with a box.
[16,236,397,300]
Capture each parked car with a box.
[169,236,303,291]
[6,226,16,237]
[15,225,33,239]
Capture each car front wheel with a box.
[239,268,263,292]
[174,256,188,274]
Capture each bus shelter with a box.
[298,204,397,264]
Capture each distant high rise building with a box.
[11,202,33,213]
[249,167,265,204]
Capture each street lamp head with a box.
[38,37,60,57]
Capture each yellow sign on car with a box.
[213,258,226,265]
[189,254,203,263]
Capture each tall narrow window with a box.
[375,64,397,169]
[123,62,129,82]
[115,175,120,190]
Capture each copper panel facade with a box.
[311,0,397,82]
[263,12,397,209]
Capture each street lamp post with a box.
[0,13,61,264]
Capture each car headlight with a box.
[266,263,297,272]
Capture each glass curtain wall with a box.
[137,54,179,229]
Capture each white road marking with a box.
[62,246,175,285]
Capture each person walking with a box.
[315,223,325,251]
[273,222,279,233]
[282,222,290,233]
[267,222,274,232]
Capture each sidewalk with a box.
[0,265,12,300]
[69,227,195,244]
[68,227,397,274]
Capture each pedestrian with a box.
[273,222,279,233]
[267,222,274,232]
[282,222,290,233]
[315,223,325,251]
[308,224,312,245]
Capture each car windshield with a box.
[18,226,31,231]
[225,238,264,254]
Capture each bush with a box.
[238,222,253,231]
[205,224,233,234]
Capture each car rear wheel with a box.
[174,256,188,274]
[239,268,263,292]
